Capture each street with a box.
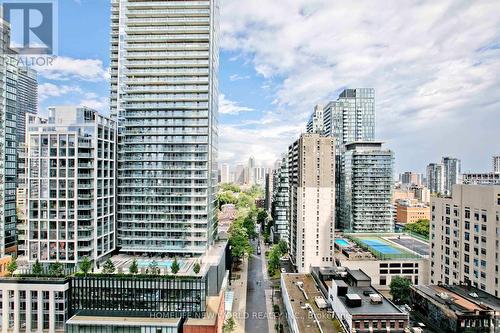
[245,238,272,333]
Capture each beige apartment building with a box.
[430,184,500,296]
[396,200,430,224]
[288,133,335,273]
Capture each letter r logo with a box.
[2,1,57,55]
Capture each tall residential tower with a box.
[110,0,220,254]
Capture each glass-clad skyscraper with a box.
[341,142,394,232]
[110,0,220,254]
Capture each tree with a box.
[242,214,258,239]
[228,223,252,260]
[149,260,159,275]
[193,261,201,274]
[268,245,281,274]
[217,191,238,209]
[79,256,92,275]
[389,276,412,305]
[171,258,180,275]
[404,219,430,238]
[102,259,116,274]
[32,259,43,276]
[277,240,288,255]
[222,316,236,333]
[48,262,64,276]
[257,209,268,226]
[6,257,17,276]
[220,183,240,193]
[237,193,254,209]
[129,258,138,275]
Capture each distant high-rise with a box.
[426,163,445,195]
[26,107,116,264]
[235,164,245,185]
[220,163,230,183]
[110,0,220,254]
[340,142,394,232]
[442,157,461,195]
[288,134,335,273]
[307,88,375,229]
[400,171,422,186]
[306,104,324,134]
[16,67,37,143]
[493,155,500,174]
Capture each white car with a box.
[281,268,286,273]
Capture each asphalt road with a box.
[245,239,271,333]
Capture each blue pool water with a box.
[335,239,350,247]
[361,238,401,255]
[137,260,179,269]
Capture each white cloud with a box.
[34,56,109,82]
[219,0,500,172]
[38,83,83,101]
[229,74,251,81]
[79,96,109,114]
[219,94,254,115]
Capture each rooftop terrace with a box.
[282,274,343,332]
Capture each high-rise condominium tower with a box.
[442,157,461,195]
[426,162,444,194]
[26,107,116,264]
[110,0,220,254]
[288,134,335,273]
[340,142,394,232]
[307,89,376,229]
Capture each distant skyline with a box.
[34,0,500,174]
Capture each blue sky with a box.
[28,0,500,173]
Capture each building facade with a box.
[396,200,430,224]
[0,277,71,332]
[430,184,500,296]
[288,134,335,273]
[220,163,229,183]
[26,107,116,265]
[271,156,289,243]
[493,155,500,174]
[442,157,461,196]
[110,0,220,254]
[462,172,500,185]
[340,142,394,232]
[426,162,444,195]
[0,18,18,256]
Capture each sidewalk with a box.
[231,256,248,333]
[261,240,277,332]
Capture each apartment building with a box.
[340,142,394,232]
[26,107,116,265]
[430,184,500,296]
[443,157,461,195]
[396,200,430,224]
[288,133,335,273]
[271,156,289,243]
[426,162,445,195]
[110,0,220,254]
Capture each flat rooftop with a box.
[343,233,429,259]
[333,280,405,315]
[413,284,500,313]
[282,274,342,332]
[109,240,227,277]
[66,315,180,327]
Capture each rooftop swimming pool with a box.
[335,239,351,247]
[137,259,186,270]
